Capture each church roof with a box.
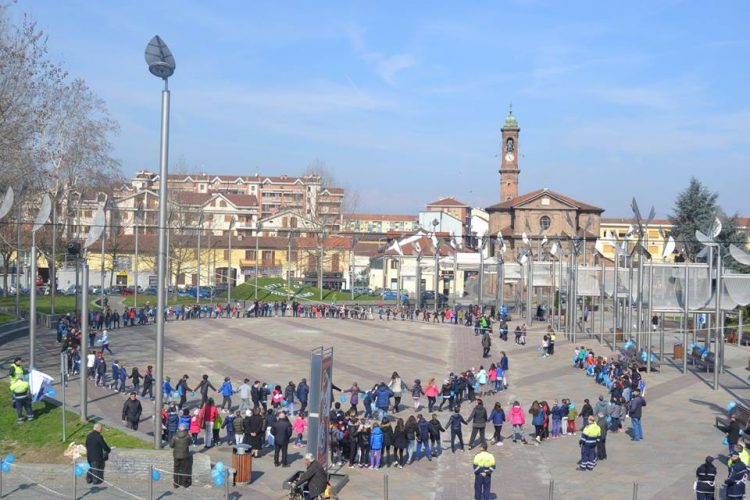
[502,105,519,131]
[486,188,604,212]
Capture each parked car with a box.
[120,287,136,296]
[62,286,80,296]
[382,290,409,301]
[185,287,210,299]
[421,290,448,306]
[143,287,158,295]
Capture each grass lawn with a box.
[223,278,379,303]
[0,313,19,324]
[0,383,148,463]
[0,295,85,315]
[121,294,199,308]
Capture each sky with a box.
[19,1,750,217]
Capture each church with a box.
[486,109,604,262]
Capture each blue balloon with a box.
[172,391,179,399]
[46,388,57,398]
[74,464,84,477]
[4,455,16,464]
[152,470,161,481]
[190,391,196,397]
[211,468,221,478]
[728,402,738,412]
[339,395,347,403]
[215,461,225,471]
[214,475,225,487]
[81,463,91,471]
[2,463,10,473]
[282,400,288,407]
[723,437,729,445]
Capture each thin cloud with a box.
[346,24,416,85]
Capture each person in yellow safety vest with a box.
[728,442,750,468]
[577,416,602,471]
[472,442,496,500]
[10,376,33,423]
[8,357,26,383]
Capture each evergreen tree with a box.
[669,177,746,262]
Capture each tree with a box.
[669,177,746,262]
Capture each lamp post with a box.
[29,194,51,370]
[196,211,204,304]
[255,222,262,299]
[133,202,143,307]
[227,216,236,307]
[319,231,327,301]
[100,196,110,310]
[495,233,505,318]
[145,34,176,449]
[432,219,440,316]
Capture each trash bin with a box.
[673,343,684,360]
[232,444,252,485]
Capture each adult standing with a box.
[388,372,406,413]
[595,412,608,460]
[9,376,33,423]
[627,389,647,442]
[121,391,143,431]
[245,408,265,458]
[727,416,742,455]
[85,423,111,485]
[726,451,748,500]
[296,378,310,415]
[695,456,716,500]
[8,357,27,383]
[171,423,193,489]
[272,411,293,467]
[577,416,601,471]
[176,374,191,410]
[481,330,492,358]
[198,398,219,449]
[467,399,488,449]
[196,374,216,406]
[472,442,496,500]
[142,365,154,400]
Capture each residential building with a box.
[345,213,419,234]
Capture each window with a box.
[224,215,233,222]
[262,250,273,263]
[390,259,399,270]
[245,250,256,260]
[290,217,297,228]
[540,216,551,231]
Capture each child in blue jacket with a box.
[489,402,506,445]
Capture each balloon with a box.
[211,469,221,478]
[151,470,161,481]
[4,455,16,464]
[46,388,57,398]
[339,395,347,403]
[74,464,84,477]
[215,461,225,471]
[1,463,9,473]
[81,463,91,471]
[723,437,729,445]
[172,391,179,399]
[728,402,738,412]
[214,475,225,487]
[282,400,288,407]
[190,391,196,397]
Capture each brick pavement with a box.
[3,313,750,499]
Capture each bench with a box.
[689,346,715,372]
[716,404,750,434]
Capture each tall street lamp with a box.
[196,211,204,304]
[255,221,262,299]
[227,216,236,308]
[29,194,51,370]
[145,34,175,449]
[133,202,144,307]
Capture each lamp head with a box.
[145,36,176,79]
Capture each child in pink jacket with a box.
[292,413,308,447]
[510,401,527,444]
[189,409,201,445]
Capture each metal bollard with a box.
[384,474,389,500]
[224,469,229,499]
[149,465,154,500]
[632,482,638,500]
[72,463,77,500]
[548,479,554,500]
[1,464,3,498]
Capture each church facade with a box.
[486,109,604,262]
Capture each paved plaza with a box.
[3,308,750,499]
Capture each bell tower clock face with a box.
[505,152,515,162]
[505,138,515,162]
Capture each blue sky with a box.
[21,1,750,217]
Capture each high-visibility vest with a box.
[9,363,23,382]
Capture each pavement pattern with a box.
[2,308,749,499]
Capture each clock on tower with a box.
[499,106,520,201]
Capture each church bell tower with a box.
[499,106,520,201]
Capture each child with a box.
[567,402,578,435]
[411,379,424,411]
[369,423,383,469]
[292,412,308,447]
[212,412,223,446]
[329,422,342,465]
[271,385,284,409]
[363,389,373,419]
[550,401,563,439]
[488,403,505,446]
[358,423,371,467]
[222,410,236,445]
[163,376,173,404]
[429,413,446,455]
[189,409,201,445]
[178,408,191,431]
[233,410,244,444]
[561,398,569,436]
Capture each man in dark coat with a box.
[294,453,328,498]
[272,411,293,467]
[695,456,717,500]
[121,392,143,430]
[296,378,310,415]
[171,424,193,488]
[85,423,111,485]
[481,331,492,358]
[467,399,488,449]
